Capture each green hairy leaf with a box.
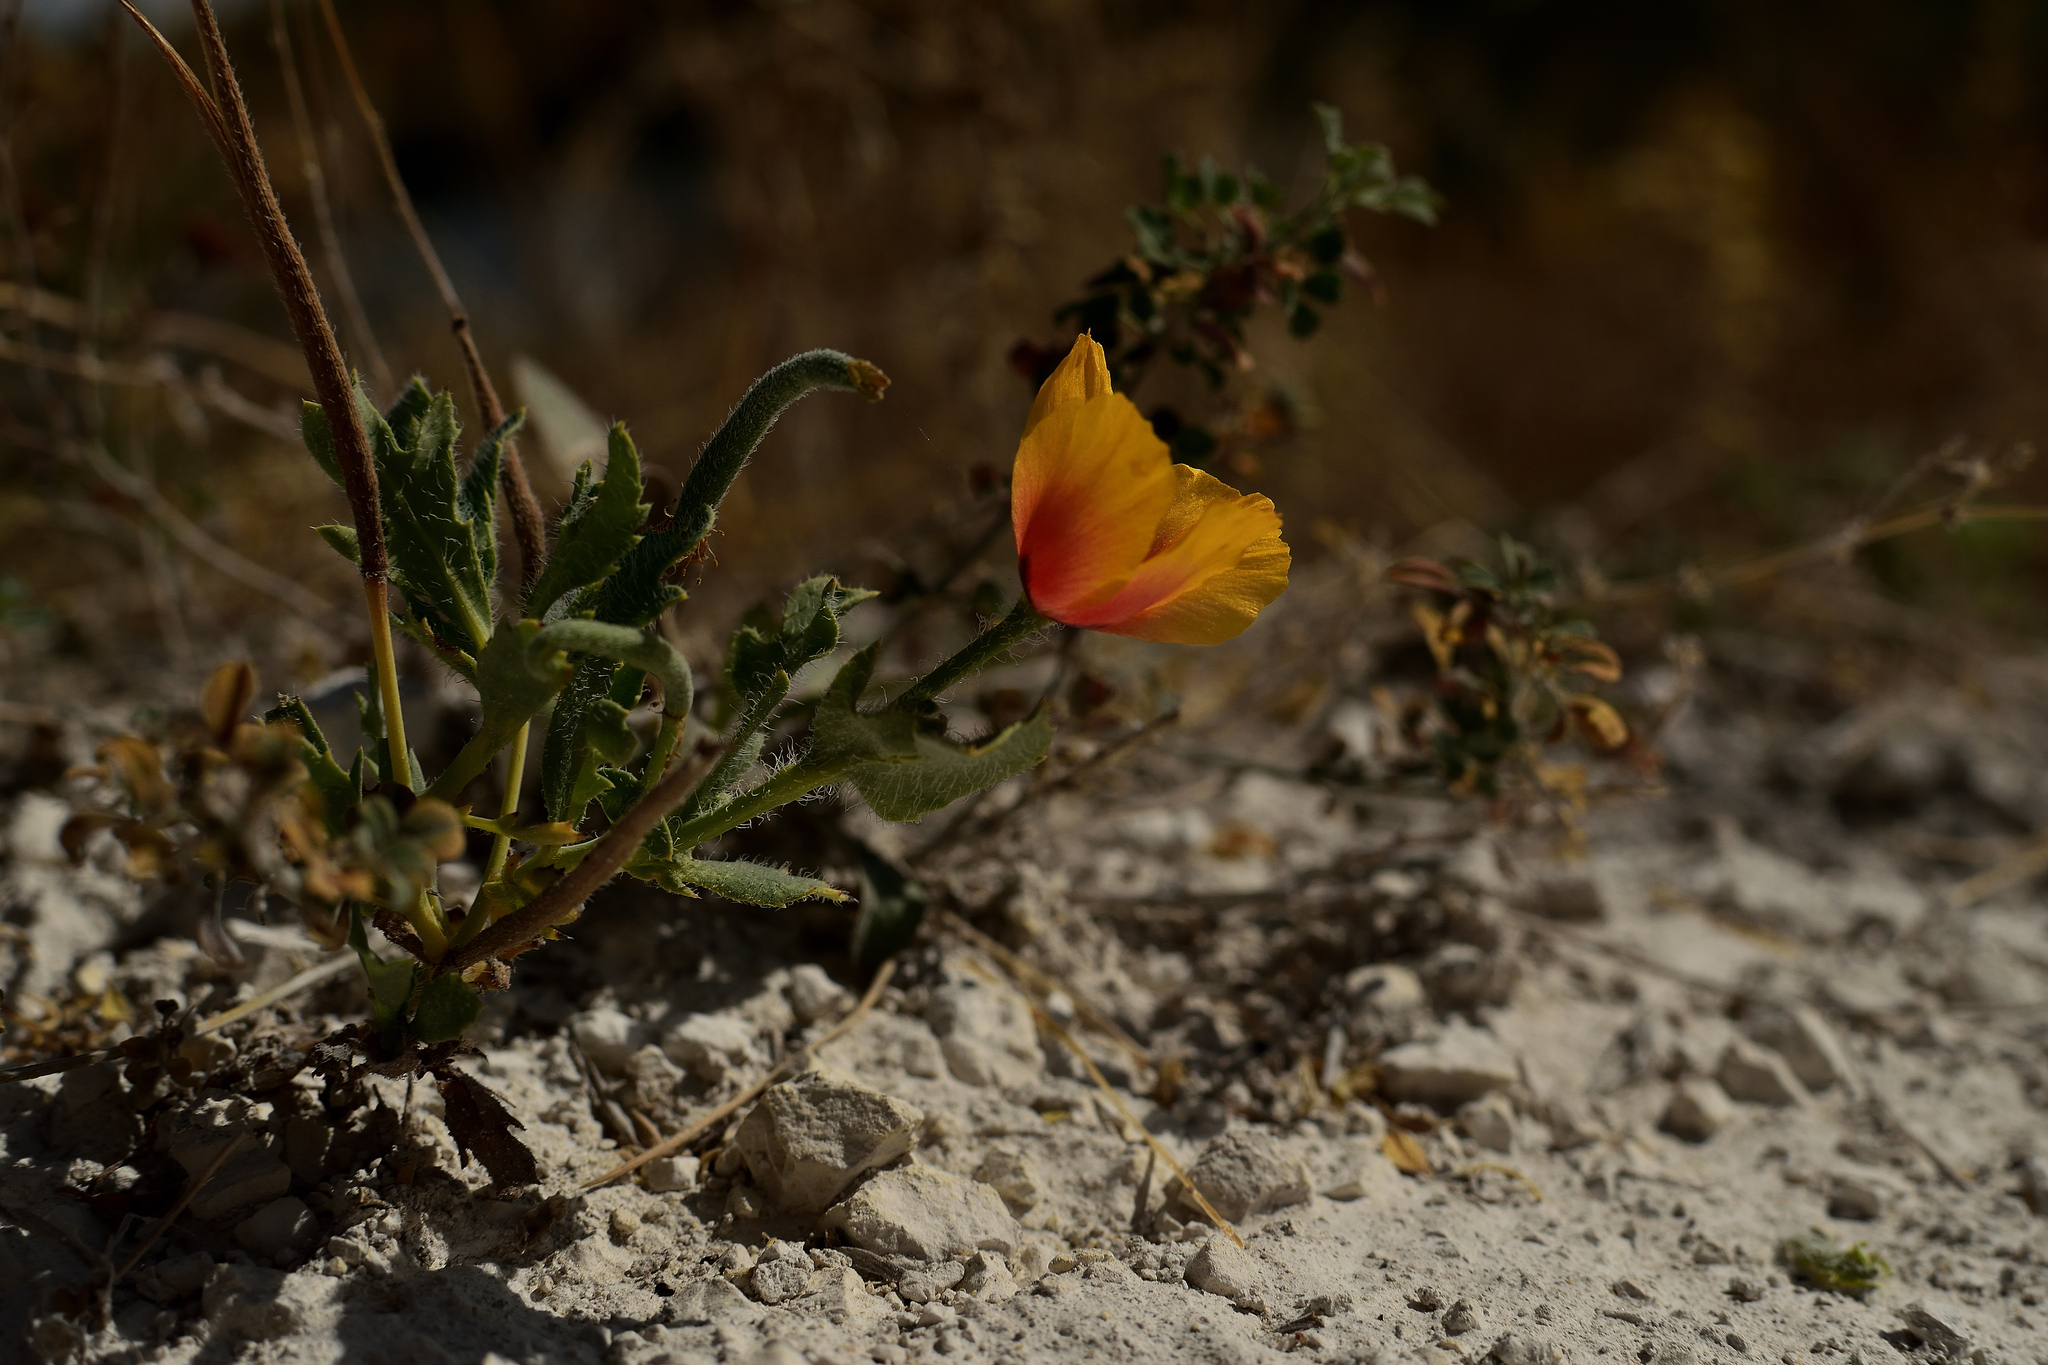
[315,523,359,565]
[851,706,1053,822]
[580,506,711,628]
[647,857,849,908]
[529,619,692,717]
[368,383,498,653]
[413,973,483,1043]
[265,694,356,833]
[300,399,342,486]
[305,380,506,655]
[348,907,417,1038]
[423,621,572,802]
[526,424,648,620]
[811,646,1054,822]
[809,646,918,766]
[673,575,875,825]
[433,617,690,807]
[540,657,624,824]
[728,575,875,697]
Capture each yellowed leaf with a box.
[1382,1129,1431,1175]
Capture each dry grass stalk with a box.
[582,955,900,1191]
[268,0,391,398]
[109,1131,244,1289]
[1027,1000,1244,1248]
[312,0,546,591]
[935,907,1153,1078]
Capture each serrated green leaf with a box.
[348,907,417,1038]
[541,657,620,823]
[528,620,689,716]
[301,400,342,486]
[729,576,874,697]
[537,654,653,827]
[361,380,498,653]
[651,857,848,908]
[316,523,360,566]
[461,410,523,593]
[672,672,784,828]
[579,506,709,628]
[526,424,648,619]
[594,765,641,825]
[412,973,483,1043]
[380,377,433,446]
[582,699,635,765]
[807,645,1053,822]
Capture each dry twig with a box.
[441,743,726,974]
[0,337,299,440]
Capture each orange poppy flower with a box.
[1011,334,1290,644]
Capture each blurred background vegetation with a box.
[10,0,2048,699]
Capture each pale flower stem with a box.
[363,578,410,787]
[484,721,530,882]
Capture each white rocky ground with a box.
[4,579,2048,1365]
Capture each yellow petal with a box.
[1023,333,1113,438]
[1012,391,1176,618]
[1081,466,1290,644]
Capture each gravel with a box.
[9,569,2048,1365]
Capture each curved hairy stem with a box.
[893,597,1047,708]
[676,350,889,530]
[442,743,724,974]
[124,0,411,790]
[121,1,384,580]
[662,754,857,854]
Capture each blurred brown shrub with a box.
[11,0,2048,688]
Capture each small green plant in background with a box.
[1781,1229,1891,1296]
[1012,104,1438,468]
[1384,536,1629,800]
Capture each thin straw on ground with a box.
[582,954,899,1190]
